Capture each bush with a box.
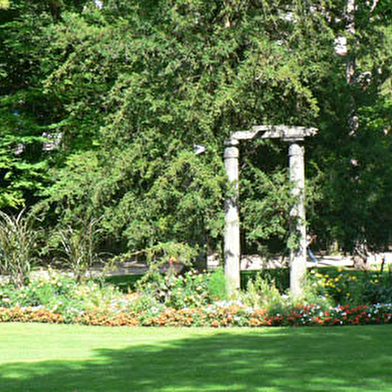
[135,268,227,310]
[135,269,208,309]
[294,272,334,311]
[104,274,143,292]
[362,267,392,304]
[241,269,290,293]
[241,273,283,311]
[0,269,133,321]
[308,267,392,306]
[207,269,227,301]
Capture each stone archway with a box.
[223,125,317,296]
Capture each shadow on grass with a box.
[1,325,392,391]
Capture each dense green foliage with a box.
[1,1,392,265]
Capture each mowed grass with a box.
[1,323,392,391]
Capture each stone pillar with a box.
[288,142,307,296]
[224,139,240,296]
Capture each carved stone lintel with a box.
[231,125,317,142]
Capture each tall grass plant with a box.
[0,210,39,288]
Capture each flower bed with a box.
[2,267,392,328]
[2,302,392,328]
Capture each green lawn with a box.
[1,323,392,391]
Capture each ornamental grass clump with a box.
[0,210,40,288]
[54,219,106,283]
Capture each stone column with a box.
[224,139,240,296]
[288,142,307,296]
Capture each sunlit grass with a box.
[1,323,392,391]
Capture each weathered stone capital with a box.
[288,143,304,158]
[224,145,239,159]
[224,138,239,147]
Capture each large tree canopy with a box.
[1,0,392,263]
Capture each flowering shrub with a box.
[0,270,135,322]
[0,271,80,311]
[309,267,392,305]
[309,269,363,305]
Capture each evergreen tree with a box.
[39,0,327,260]
[1,0,392,264]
